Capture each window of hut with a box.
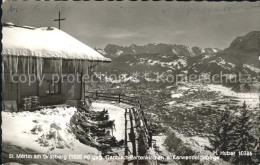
[46,80,60,95]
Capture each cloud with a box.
[170,31,188,37]
[105,31,147,39]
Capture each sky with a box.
[2,1,260,49]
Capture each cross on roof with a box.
[54,11,65,30]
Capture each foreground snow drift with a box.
[2,107,113,165]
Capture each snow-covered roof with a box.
[2,23,111,62]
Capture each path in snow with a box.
[91,101,133,141]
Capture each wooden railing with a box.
[85,91,139,105]
[85,90,157,164]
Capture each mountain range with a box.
[101,44,221,57]
[94,31,260,91]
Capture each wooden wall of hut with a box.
[2,55,95,108]
[1,75,18,100]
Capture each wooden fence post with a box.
[119,93,121,103]
[124,109,128,156]
[124,108,128,165]
[129,109,137,156]
[95,90,98,100]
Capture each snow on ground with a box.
[167,85,189,105]
[162,128,230,165]
[91,102,132,141]
[207,84,259,109]
[169,129,211,156]
[244,64,260,73]
[187,100,213,107]
[167,101,176,105]
[153,135,178,165]
[212,48,217,53]
[169,83,259,109]
[2,107,112,165]
[172,48,178,54]
[116,50,123,56]
[178,85,190,91]
[139,58,187,68]
[190,136,211,148]
[171,93,183,98]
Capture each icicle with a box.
[78,60,81,73]
[36,58,43,78]
[96,62,99,71]
[86,61,90,74]
[53,59,56,73]
[21,58,26,74]
[82,61,86,74]
[52,59,61,74]
[2,56,5,86]
[2,62,5,86]
[48,59,51,72]
[57,60,59,73]
[53,59,57,73]
[82,60,87,74]
[95,62,98,72]
[27,57,30,74]
[55,60,58,73]
[8,56,12,76]
[86,61,89,75]
[58,59,61,73]
[2,56,8,66]
[79,60,82,73]
[50,59,53,73]
[66,60,69,73]
[50,59,56,73]
[32,58,34,74]
[51,59,54,73]
[69,60,73,73]
[27,57,30,75]
[68,60,71,73]
[59,59,62,74]
[12,56,18,74]
[73,60,76,74]
[77,60,80,73]
[28,57,31,74]
[90,61,93,72]
[48,59,51,73]
[40,58,43,77]
[34,58,36,75]
[36,58,39,77]
[56,59,59,73]
[32,57,35,74]
[29,57,33,74]
[74,60,77,74]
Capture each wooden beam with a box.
[129,109,137,156]
[124,109,128,156]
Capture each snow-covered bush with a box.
[164,132,199,165]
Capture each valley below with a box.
[89,31,260,164]
[89,80,260,164]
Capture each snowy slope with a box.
[2,107,113,165]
